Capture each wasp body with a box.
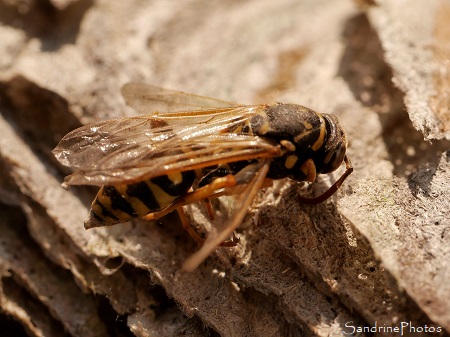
[89,170,196,226]
[53,83,352,270]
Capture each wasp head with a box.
[313,113,347,174]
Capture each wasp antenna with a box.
[298,155,353,204]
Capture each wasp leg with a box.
[203,199,215,220]
[142,175,239,246]
[183,159,271,272]
[176,203,238,247]
[201,199,240,245]
[218,232,239,247]
[299,155,353,204]
[176,207,204,245]
[201,178,273,200]
[142,175,237,222]
[300,158,317,182]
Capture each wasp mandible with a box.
[53,83,352,271]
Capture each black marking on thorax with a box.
[250,104,326,180]
[251,104,323,143]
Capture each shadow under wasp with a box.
[52,83,353,271]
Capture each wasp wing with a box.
[121,83,240,114]
[52,105,279,186]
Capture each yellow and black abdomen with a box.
[85,170,196,228]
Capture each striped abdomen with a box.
[85,170,196,228]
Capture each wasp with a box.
[52,83,353,271]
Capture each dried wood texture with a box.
[366,0,450,140]
[0,0,449,336]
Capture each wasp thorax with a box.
[252,103,324,145]
[250,103,347,181]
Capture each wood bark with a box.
[0,0,449,336]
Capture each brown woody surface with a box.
[0,0,449,336]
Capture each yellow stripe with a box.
[256,114,271,135]
[145,180,179,206]
[114,184,152,217]
[311,115,326,151]
[95,187,133,222]
[284,155,298,169]
[167,171,183,185]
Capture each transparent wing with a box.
[52,105,280,186]
[121,82,240,114]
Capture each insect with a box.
[52,83,353,271]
